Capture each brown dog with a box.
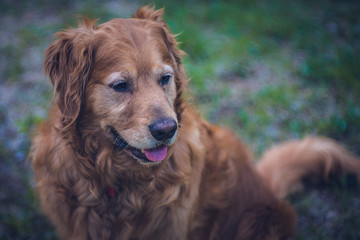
[31,6,360,240]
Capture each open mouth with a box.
[110,128,168,163]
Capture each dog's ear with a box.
[44,19,96,128]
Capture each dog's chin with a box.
[110,128,172,165]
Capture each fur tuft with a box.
[134,5,165,24]
[257,136,360,198]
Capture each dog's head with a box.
[44,6,186,165]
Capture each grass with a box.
[289,178,360,240]
[152,0,360,154]
[0,0,359,239]
[0,157,57,240]
[0,45,24,82]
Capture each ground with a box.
[0,0,359,239]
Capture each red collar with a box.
[107,187,115,198]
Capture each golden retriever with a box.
[31,6,360,240]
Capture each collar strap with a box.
[107,187,115,198]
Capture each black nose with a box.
[148,118,178,141]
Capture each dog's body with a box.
[32,6,360,240]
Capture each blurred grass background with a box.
[0,0,359,239]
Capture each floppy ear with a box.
[44,19,96,128]
[134,5,187,120]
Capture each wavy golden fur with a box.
[31,6,360,240]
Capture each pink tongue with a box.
[143,146,168,162]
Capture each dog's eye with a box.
[111,81,130,92]
[160,74,172,86]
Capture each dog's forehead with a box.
[96,18,169,56]
[93,18,174,79]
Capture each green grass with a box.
[289,179,360,240]
[149,0,360,154]
[0,44,24,82]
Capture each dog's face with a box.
[44,7,184,165]
[89,18,179,164]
